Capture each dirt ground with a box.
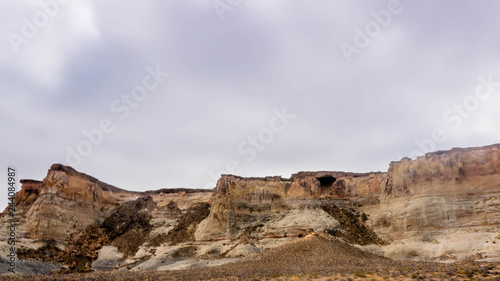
[3,234,499,280]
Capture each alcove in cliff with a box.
[316,176,336,188]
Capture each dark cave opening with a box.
[316,176,336,187]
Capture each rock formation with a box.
[364,144,500,261]
[10,164,139,240]
[1,143,500,276]
[195,172,383,242]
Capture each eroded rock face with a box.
[2,143,500,275]
[361,144,500,261]
[0,164,214,274]
[195,172,382,242]
[196,144,500,261]
[213,172,388,202]
[289,171,387,202]
[15,180,42,210]
[384,144,500,198]
[0,180,43,239]
[22,164,140,240]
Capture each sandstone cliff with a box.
[362,144,500,261]
[1,143,500,276]
[195,143,500,262]
[23,164,140,240]
[15,180,42,210]
[384,144,500,197]
[195,172,384,243]
[0,164,212,241]
[0,164,214,274]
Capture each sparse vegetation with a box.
[164,202,211,245]
[321,202,386,245]
[407,250,419,257]
[354,271,367,277]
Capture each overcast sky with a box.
[1,0,500,210]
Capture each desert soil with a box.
[2,234,499,280]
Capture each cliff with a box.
[15,180,42,210]
[385,144,500,198]
[197,143,500,261]
[11,164,138,240]
[195,171,386,242]
[362,144,500,261]
[1,143,499,276]
[0,164,212,241]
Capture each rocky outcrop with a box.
[195,172,383,242]
[361,144,500,261]
[53,196,157,272]
[0,164,214,242]
[21,164,138,240]
[15,180,42,210]
[2,143,500,276]
[213,171,387,202]
[195,144,500,261]
[384,144,500,198]
[289,171,387,202]
[0,164,213,274]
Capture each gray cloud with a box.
[1,0,500,210]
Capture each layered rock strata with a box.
[1,143,499,276]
